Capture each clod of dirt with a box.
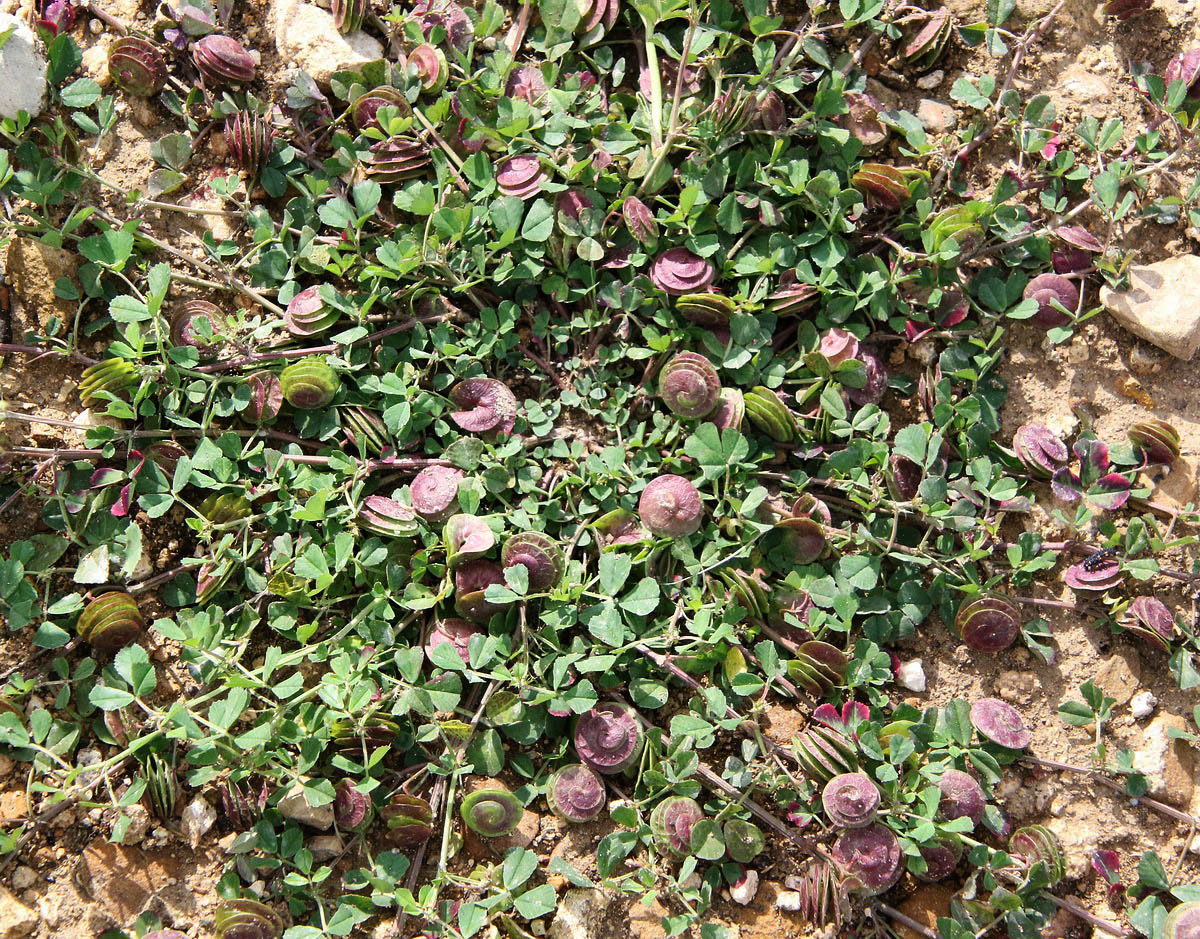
[0,882,38,939]
[1100,255,1200,360]
[895,884,956,939]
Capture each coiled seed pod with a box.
[340,406,392,456]
[658,352,720,419]
[547,763,606,823]
[852,164,910,212]
[1129,419,1181,466]
[794,726,858,784]
[832,824,902,895]
[954,595,1020,653]
[76,592,144,654]
[170,300,223,358]
[79,359,138,406]
[382,793,434,846]
[501,531,564,591]
[214,898,285,939]
[108,37,168,97]
[822,773,880,828]
[675,292,735,328]
[461,788,523,836]
[352,85,408,131]
[638,474,703,538]
[358,495,419,537]
[224,110,275,179]
[650,248,715,296]
[143,752,179,821]
[332,0,369,32]
[367,136,431,184]
[744,386,799,443]
[284,285,340,338]
[279,359,340,409]
[1009,825,1066,885]
[901,8,953,69]
[406,43,448,94]
[243,371,283,423]
[650,796,704,857]
[192,34,257,86]
[787,641,849,695]
[575,701,643,774]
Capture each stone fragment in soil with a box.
[117,803,151,845]
[897,658,926,692]
[994,670,1039,706]
[548,888,611,939]
[915,69,943,90]
[0,883,37,939]
[731,869,759,905]
[10,866,35,891]
[1132,712,1196,808]
[0,14,47,120]
[308,833,343,862]
[278,781,335,829]
[1130,690,1157,720]
[916,99,957,134]
[1052,63,1110,112]
[181,795,217,847]
[1100,255,1200,360]
[271,0,385,86]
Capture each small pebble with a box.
[731,869,759,905]
[1130,690,1157,720]
[11,866,36,890]
[916,69,944,90]
[897,658,926,693]
[531,922,546,937]
[775,889,802,912]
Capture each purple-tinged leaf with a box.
[1088,473,1132,511]
[1050,467,1083,504]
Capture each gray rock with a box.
[917,99,957,134]
[0,14,47,120]
[1101,255,1200,359]
[549,888,611,939]
[278,782,335,829]
[271,0,383,86]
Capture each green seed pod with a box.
[675,292,736,328]
[332,0,369,33]
[143,751,179,821]
[461,788,523,837]
[744,386,799,443]
[79,358,138,406]
[794,726,858,784]
[199,492,252,525]
[280,359,340,409]
[76,592,144,654]
[851,164,911,212]
[214,898,286,939]
[341,406,392,456]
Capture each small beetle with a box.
[1083,547,1117,572]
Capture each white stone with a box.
[775,889,802,912]
[1101,255,1200,360]
[9,867,34,891]
[548,888,609,939]
[181,795,217,847]
[1130,691,1158,720]
[730,869,759,906]
[0,14,47,120]
[897,658,927,693]
[916,69,944,90]
[278,782,335,830]
[270,0,383,87]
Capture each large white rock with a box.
[1100,255,1200,360]
[0,14,48,119]
[270,0,384,86]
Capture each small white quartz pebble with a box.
[775,890,802,912]
[897,658,927,693]
[1130,690,1158,720]
[730,870,759,906]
